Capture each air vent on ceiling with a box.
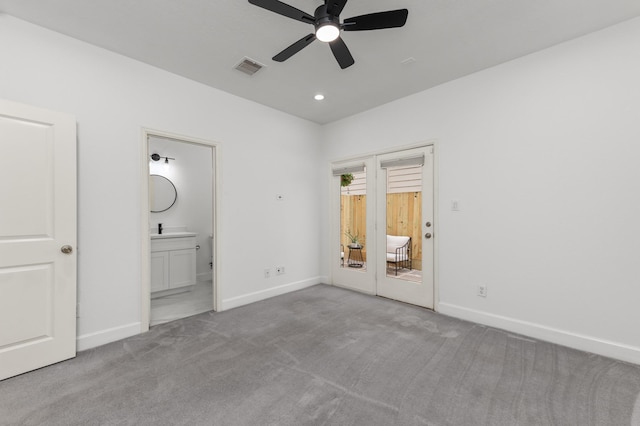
[234,57,264,76]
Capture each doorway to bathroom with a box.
[141,130,218,329]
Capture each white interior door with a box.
[376,147,434,308]
[0,99,77,380]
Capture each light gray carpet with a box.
[1,284,639,425]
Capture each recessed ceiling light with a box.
[314,94,325,101]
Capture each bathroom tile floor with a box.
[150,279,213,326]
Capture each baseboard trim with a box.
[438,302,640,365]
[331,282,376,296]
[221,277,322,311]
[76,322,141,352]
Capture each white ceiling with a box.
[2,0,640,124]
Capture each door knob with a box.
[61,245,73,254]
[424,233,432,239]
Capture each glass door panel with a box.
[385,165,422,281]
[340,170,367,271]
[331,159,376,294]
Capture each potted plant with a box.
[345,230,364,248]
[341,173,354,187]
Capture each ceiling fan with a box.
[248,0,408,69]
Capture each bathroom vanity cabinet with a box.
[150,233,197,293]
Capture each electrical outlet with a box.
[478,284,487,298]
[264,269,271,278]
[276,266,285,275]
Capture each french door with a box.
[376,147,434,308]
[331,146,434,309]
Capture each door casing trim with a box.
[140,128,221,332]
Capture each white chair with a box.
[386,235,412,275]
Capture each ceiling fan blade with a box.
[273,34,317,62]
[329,37,355,69]
[343,9,408,31]
[248,0,315,24]
[326,0,348,17]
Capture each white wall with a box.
[149,136,213,278]
[0,15,323,349]
[321,17,640,363]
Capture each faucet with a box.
[158,223,163,235]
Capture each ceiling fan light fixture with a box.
[315,23,340,42]
[248,0,409,69]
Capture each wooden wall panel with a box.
[341,194,367,261]
[340,192,422,269]
[386,192,422,270]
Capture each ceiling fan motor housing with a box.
[314,4,340,30]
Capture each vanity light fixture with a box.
[150,153,175,164]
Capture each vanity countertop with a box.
[150,232,196,240]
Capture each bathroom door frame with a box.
[140,128,221,333]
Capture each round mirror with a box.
[150,174,177,212]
